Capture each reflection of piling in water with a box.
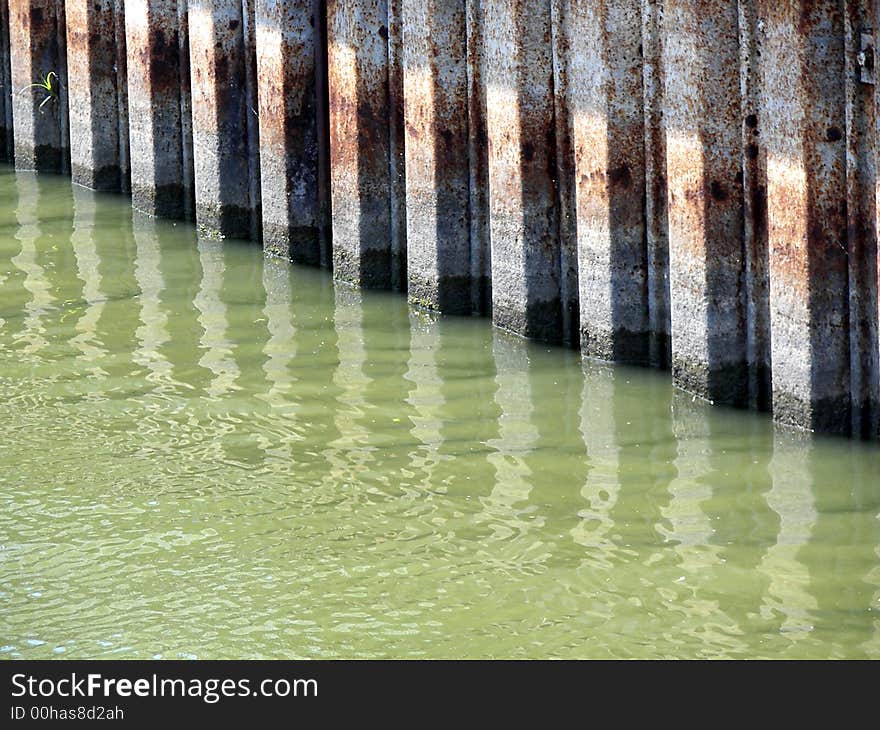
[70,185,108,373]
[759,428,819,652]
[0,1,878,440]
[194,238,240,397]
[662,392,749,658]
[11,172,54,355]
[132,214,174,387]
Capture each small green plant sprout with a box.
[21,71,60,114]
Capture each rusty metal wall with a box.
[8,0,69,172]
[66,0,128,191]
[0,0,12,161]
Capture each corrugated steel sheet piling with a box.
[65,0,129,191]
[327,0,401,289]
[188,0,260,240]
[485,0,562,344]
[255,0,325,264]
[8,0,69,172]
[761,1,853,434]
[401,0,474,313]
[124,0,193,219]
[0,0,12,162]
[663,0,748,406]
[554,0,650,362]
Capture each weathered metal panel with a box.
[663,0,747,406]
[188,0,258,240]
[738,0,771,410]
[556,0,649,362]
[65,0,126,191]
[255,0,323,263]
[485,0,561,344]
[466,0,490,314]
[401,0,473,313]
[326,0,395,289]
[761,0,851,433]
[845,0,879,437]
[0,0,12,161]
[641,0,670,368]
[125,0,192,219]
[8,0,69,172]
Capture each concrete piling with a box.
[0,0,12,161]
[255,0,325,264]
[663,0,748,406]
[0,0,877,441]
[188,0,260,240]
[124,0,193,219]
[761,1,852,434]
[844,0,879,438]
[549,0,580,346]
[327,0,397,289]
[465,0,490,315]
[641,0,670,368]
[738,0,771,411]
[401,0,473,313]
[65,0,129,191]
[485,0,561,344]
[8,0,69,172]
[555,0,650,362]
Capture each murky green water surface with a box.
[0,167,878,659]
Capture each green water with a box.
[0,167,878,660]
